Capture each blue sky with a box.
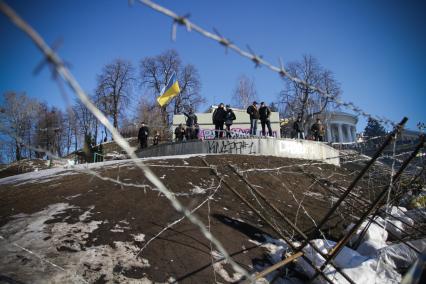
[1,0,425,131]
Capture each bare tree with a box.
[174,64,204,114]
[278,55,341,120]
[232,75,258,109]
[141,49,180,96]
[94,86,111,141]
[0,92,40,161]
[34,105,65,158]
[140,49,203,126]
[136,97,164,127]
[63,110,77,155]
[73,99,96,139]
[97,59,135,129]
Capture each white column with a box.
[347,125,352,142]
[345,125,351,142]
[338,123,344,143]
[326,123,332,142]
[351,126,357,142]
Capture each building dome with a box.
[306,112,358,143]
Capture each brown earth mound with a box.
[0,154,393,283]
[0,159,51,179]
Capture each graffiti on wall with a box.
[207,140,256,154]
[200,128,277,140]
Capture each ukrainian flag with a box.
[157,72,180,107]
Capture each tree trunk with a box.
[113,98,119,130]
[104,125,108,141]
[298,89,310,121]
[94,119,98,145]
[28,127,32,159]
[15,140,21,161]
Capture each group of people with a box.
[211,101,274,139]
[212,103,236,138]
[137,104,327,149]
[246,101,273,137]
[293,117,325,141]
[137,122,160,149]
[175,108,200,142]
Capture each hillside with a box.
[0,154,424,283]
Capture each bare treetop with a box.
[232,75,258,109]
[139,49,203,126]
[140,49,180,95]
[279,54,341,120]
[96,59,135,129]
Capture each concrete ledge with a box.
[137,138,340,166]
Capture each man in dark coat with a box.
[194,123,200,140]
[311,118,325,141]
[183,108,197,127]
[246,101,260,136]
[138,122,149,149]
[224,105,236,138]
[184,108,198,140]
[293,117,305,139]
[175,123,186,142]
[212,103,226,138]
[259,102,273,137]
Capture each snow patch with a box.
[190,185,207,194]
[79,205,95,221]
[299,239,401,284]
[132,233,146,242]
[0,203,150,283]
[211,250,244,282]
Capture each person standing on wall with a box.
[183,107,198,140]
[175,123,186,142]
[259,102,273,137]
[153,131,160,146]
[212,103,226,139]
[311,118,325,141]
[194,123,200,140]
[293,116,305,139]
[247,101,260,136]
[138,122,150,149]
[224,104,236,138]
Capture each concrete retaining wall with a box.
[137,138,340,166]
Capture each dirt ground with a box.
[0,154,397,283]
[0,159,52,179]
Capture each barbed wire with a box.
[138,0,398,127]
[2,0,423,282]
[0,1,252,281]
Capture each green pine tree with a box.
[364,118,386,138]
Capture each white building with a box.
[305,111,358,143]
[173,105,281,139]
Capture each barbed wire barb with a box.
[213,27,231,53]
[246,45,263,68]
